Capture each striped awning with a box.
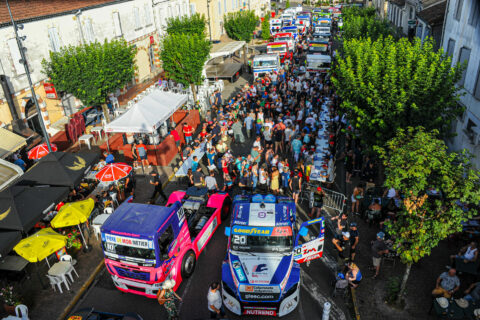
[0,128,27,159]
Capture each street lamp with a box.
[6,0,52,152]
[207,0,213,42]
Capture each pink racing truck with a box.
[101,188,230,297]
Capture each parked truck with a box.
[252,54,281,80]
[267,42,293,65]
[222,194,325,316]
[101,188,230,297]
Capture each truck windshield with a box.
[276,37,291,41]
[271,22,282,26]
[103,241,156,262]
[231,229,293,254]
[268,46,286,53]
[253,60,277,68]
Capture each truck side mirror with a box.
[224,227,231,237]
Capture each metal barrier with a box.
[304,185,346,214]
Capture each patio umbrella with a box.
[13,228,67,268]
[28,143,58,160]
[95,163,132,182]
[50,198,94,250]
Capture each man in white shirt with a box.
[207,282,225,318]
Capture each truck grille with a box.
[114,266,149,281]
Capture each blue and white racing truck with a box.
[222,194,325,317]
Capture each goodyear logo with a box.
[233,227,272,236]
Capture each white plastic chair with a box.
[92,224,102,240]
[47,275,69,293]
[15,304,29,320]
[104,207,114,215]
[60,255,79,281]
[109,192,119,208]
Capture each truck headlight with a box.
[152,282,163,288]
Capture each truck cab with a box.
[101,189,230,298]
[270,19,283,35]
[308,40,330,55]
[274,32,295,52]
[253,54,281,80]
[306,54,332,73]
[281,26,298,41]
[222,194,325,316]
[267,42,292,65]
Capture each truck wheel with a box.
[181,250,196,279]
[221,197,232,221]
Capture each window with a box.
[232,0,235,9]
[134,7,141,29]
[144,4,152,25]
[7,38,25,75]
[468,1,479,26]
[409,7,413,20]
[218,1,221,16]
[454,0,464,21]
[474,63,480,99]
[48,27,61,52]
[224,0,227,13]
[113,12,122,37]
[446,38,455,57]
[176,4,180,16]
[458,47,471,86]
[84,19,95,43]
[190,4,196,15]
[168,6,173,18]
[184,4,188,16]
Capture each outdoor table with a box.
[0,255,29,272]
[79,134,94,150]
[48,261,72,287]
[90,126,104,141]
[175,142,206,177]
[93,213,110,226]
[432,298,473,319]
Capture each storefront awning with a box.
[0,128,27,159]
[209,41,246,60]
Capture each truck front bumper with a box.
[111,274,162,298]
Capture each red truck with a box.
[267,42,293,65]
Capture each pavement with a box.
[67,76,353,319]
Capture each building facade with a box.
[370,0,389,19]
[188,0,270,41]
[442,0,480,168]
[415,0,446,50]
[0,0,186,136]
[387,0,418,36]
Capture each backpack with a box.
[157,289,167,305]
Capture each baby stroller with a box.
[332,273,349,298]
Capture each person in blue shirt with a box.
[347,262,362,288]
[281,167,290,194]
[291,137,302,163]
[103,152,115,164]
[244,114,254,139]
[14,157,26,171]
[191,156,199,172]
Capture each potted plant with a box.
[66,229,83,258]
[1,286,21,315]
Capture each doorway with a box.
[25,99,44,137]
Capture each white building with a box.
[441,0,480,168]
[0,0,186,135]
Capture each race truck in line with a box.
[253,54,281,80]
[267,42,293,65]
[274,32,295,52]
[306,54,332,74]
[270,19,283,35]
[222,194,325,317]
[307,40,330,56]
[101,187,230,297]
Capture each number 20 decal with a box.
[232,235,247,245]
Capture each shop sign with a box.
[44,82,58,99]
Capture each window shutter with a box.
[48,27,61,52]
[134,7,141,28]
[145,4,152,25]
[113,12,122,37]
[7,38,25,75]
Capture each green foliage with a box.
[160,33,211,87]
[342,7,376,20]
[375,127,480,265]
[42,39,135,106]
[332,36,464,149]
[342,15,393,41]
[165,13,207,36]
[261,13,271,41]
[385,277,402,304]
[224,10,258,42]
[285,0,290,8]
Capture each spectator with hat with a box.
[371,232,389,279]
[310,186,325,218]
[332,231,350,261]
[349,222,360,261]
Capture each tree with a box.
[261,13,271,41]
[224,10,258,43]
[42,39,135,122]
[375,127,480,305]
[160,33,211,102]
[342,15,393,41]
[332,36,463,150]
[165,13,207,36]
[285,0,290,8]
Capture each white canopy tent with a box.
[105,90,187,134]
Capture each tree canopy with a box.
[342,15,393,41]
[261,13,271,41]
[160,33,211,99]
[375,127,480,302]
[165,13,207,36]
[42,39,135,106]
[332,36,463,149]
[224,10,258,43]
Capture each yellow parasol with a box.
[50,198,95,250]
[13,228,66,267]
